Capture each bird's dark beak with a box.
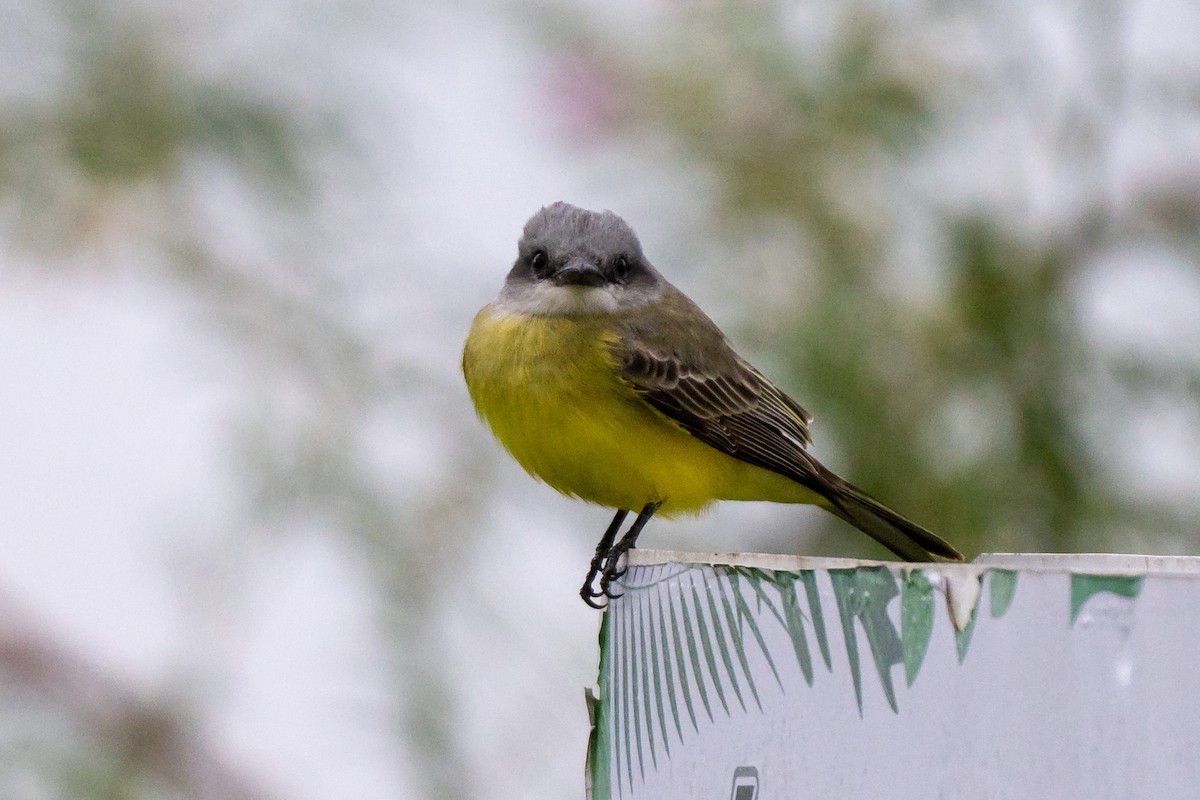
[555,258,607,288]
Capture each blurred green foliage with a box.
[58,38,299,186]
[0,15,305,257]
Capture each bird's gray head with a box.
[496,202,665,316]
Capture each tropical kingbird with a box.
[463,202,963,607]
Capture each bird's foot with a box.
[579,502,659,608]
[579,567,607,608]
[598,540,634,596]
[579,553,610,608]
[579,544,633,608]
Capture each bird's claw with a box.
[581,590,607,610]
[579,550,628,608]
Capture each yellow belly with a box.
[462,306,813,513]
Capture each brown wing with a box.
[613,290,819,485]
[619,345,820,482]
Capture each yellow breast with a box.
[462,305,807,513]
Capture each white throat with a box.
[494,281,622,317]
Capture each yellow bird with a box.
[463,202,963,606]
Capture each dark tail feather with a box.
[819,475,964,563]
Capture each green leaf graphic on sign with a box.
[830,567,903,714]
[636,593,662,768]
[675,581,713,726]
[704,578,749,713]
[773,575,815,686]
[590,612,613,800]
[799,570,833,671]
[727,570,783,695]
[691,582,732,715]
[989,569,1018,618]
[900,570,934,687]
[616,593,634,794]
[714,573,760,711]
[1070,574,1144,625]
[654,590,685,745]
[626,594,645,785]
[829,571,863,713]
[857,569,903,713]
[954,598,978,664]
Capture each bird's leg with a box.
[580,509,629,608]
[598,501,661,600]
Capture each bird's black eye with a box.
[614,255,631,282]
[530,249,550,278]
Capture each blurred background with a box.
[1,0,1198,797]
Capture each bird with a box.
[462,202,963,607]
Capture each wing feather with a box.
[616,338,819,485]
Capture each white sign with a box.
[587,551,1200,800]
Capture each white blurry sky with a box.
[0,0,1199,799]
